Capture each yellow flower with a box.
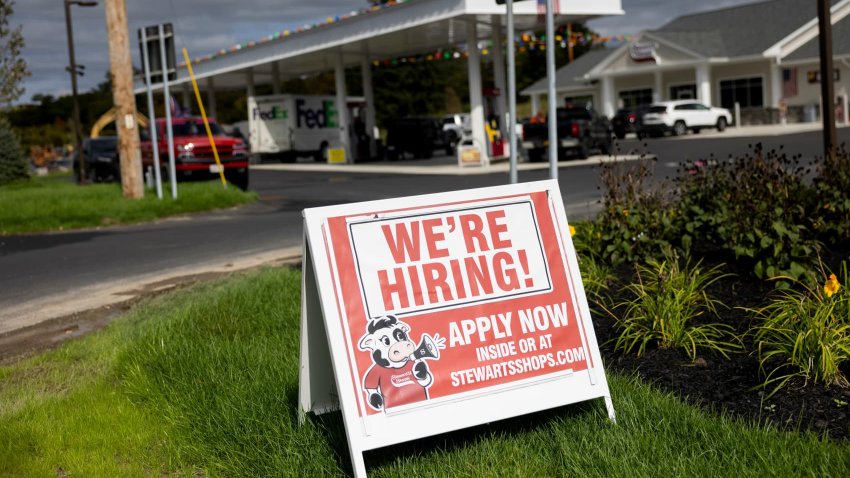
[569,225,576,237]
[824,273,841,297]
[622,208,630,217]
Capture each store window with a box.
[562,95,594,109]
[618,88,653,108]
[719,77,763,109]
[669,84,696,100]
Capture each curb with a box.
[253,153,652,175]
[0,247,303,360]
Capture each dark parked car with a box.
[611,106,649,139]
[74,136,119,182]
[521,107,612,161]
[385,117,452,160]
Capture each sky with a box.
[11,0,761,103]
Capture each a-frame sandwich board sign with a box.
[299,180,615,476]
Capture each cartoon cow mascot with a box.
[358,315,445,411]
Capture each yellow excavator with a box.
[89,107,149,138]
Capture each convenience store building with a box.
[523,0,850,124]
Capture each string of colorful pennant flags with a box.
[182,0,409,66]
[180,0,635,68]
[369,31,635,68]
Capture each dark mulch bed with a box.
[592,244,850,441]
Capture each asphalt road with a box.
[618,126,850,171]
[2,126,848,333]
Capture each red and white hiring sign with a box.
[299,180,614,477]
[350,199,552,319]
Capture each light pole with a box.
[64,0,98,184]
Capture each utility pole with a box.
[64,0,97,184]
[817,0,836,160]
[104,0,143,198]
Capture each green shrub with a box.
[609,252,741,361]
[751,263,850,397]
[0,117,28,185]
[596,157,677,265]
[578,253,614,304]
[571,221,613,303]
[676,144,819,283]
[569,220,598,259]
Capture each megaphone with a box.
[410,334,440,361]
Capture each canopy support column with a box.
[271,62,281,95]
[246,68,256,99]
[492,15,507,137]
[181,83,192,115]
[334,49,351,163]
[206,77,217,119]
[467,19,488,164]
[361,46,376,140]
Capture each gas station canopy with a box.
[135,0,622,166]
[135,0,622,91]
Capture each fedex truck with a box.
[247,94,368,163]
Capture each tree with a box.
[0,116,27,184]
[0,0,29,106]
[372,60,467,126]
[0,0,28,183]
[514,23,597,94]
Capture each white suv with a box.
[640,100,732,137]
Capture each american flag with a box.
[537,0,560,22]
[783,67,798,98]
[170,95,187,117]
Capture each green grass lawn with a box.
[1,267,848,477]
[0,174,256,235]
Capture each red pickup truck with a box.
[141,117,250,190]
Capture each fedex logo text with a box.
[296,99,338,129]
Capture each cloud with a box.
[14,0,359,101]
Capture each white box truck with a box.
[248,94,368,163]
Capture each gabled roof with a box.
[521,48,613,95]
[648,0,832,58]
[785,14,850,60]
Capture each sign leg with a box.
[299,230,312,426]
[349,448,367,478]
[298,307,309,425]
[604,395,616,423]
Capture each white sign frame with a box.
[299,180,614,477]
